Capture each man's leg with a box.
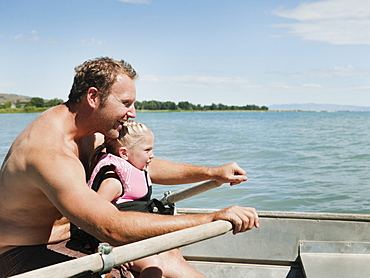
[0,241,134,278]
[157,249,206,278]
[49,240,135,278]
[0,244,77,278]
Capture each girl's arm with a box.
[148,158,247,185]
[96,176,123,202]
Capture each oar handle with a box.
[10,220,232,278]
[160,180,223,206]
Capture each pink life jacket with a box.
[88,153,151,204]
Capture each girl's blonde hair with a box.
[89,120,152,176]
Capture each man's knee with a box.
[161,248,186,261]
[146,254,164,269]
[158,249,206,278]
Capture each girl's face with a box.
[121,131,154,170]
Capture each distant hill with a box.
[269,103,370,112]
[0,93,31,103]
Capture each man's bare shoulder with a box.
[1,105,80,187]
[12,105,72,144]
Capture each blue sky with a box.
[1,0,370,107]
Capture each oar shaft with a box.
[161,180,223,205]
[10,220,232,278]
[113,220,232,264]
[10,253,104,278]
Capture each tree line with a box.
[1,97,268,112]
[135,100,268,111]
[0,97,64,109]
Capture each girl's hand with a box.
[120,261,134,270]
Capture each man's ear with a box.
[86,87,100,108]
[118,147,129,160]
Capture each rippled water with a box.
[1,111,369,214]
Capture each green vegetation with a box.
[0,97,64,113]
[135,100,268,111]
[0,107,49,113]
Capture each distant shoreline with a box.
[0,107,48,114]
[0,108,367,114]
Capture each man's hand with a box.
[212,206,259,234]
[208,162,248,186]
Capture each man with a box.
[0,57,259,277]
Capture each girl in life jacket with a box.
[88,120,163,278]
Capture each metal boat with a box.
[10,181,370,278]
[179,208,370,278]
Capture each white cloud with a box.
[14,34,23,40]
[268,82,293,89]
[142,75,252,88]
[0,80,18,88]
[293,65,370,78]
[302,83,323,88]
[30,30,39,41]
[267,82,323,90]
[81,38,106,46]
[272,0,370,45]
[13,30,39,42]
[118,0,150,4]
[45,38,59,44]
[273,0,370,21]
[350,85,370,91]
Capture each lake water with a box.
[1,111,369,214]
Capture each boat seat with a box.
[299,240,370,278]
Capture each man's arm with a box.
[149,158,247,185]
[37,153,257,246]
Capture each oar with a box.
[160,180,223,206]
[10,220,232,278]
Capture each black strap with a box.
[91,165,119,192]
[115,198,166,213]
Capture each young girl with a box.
[88,120,163,278]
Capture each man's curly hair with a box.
[68,57,138,105]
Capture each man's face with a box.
[97,74,136,139]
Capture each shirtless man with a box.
[0,57,259,277]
